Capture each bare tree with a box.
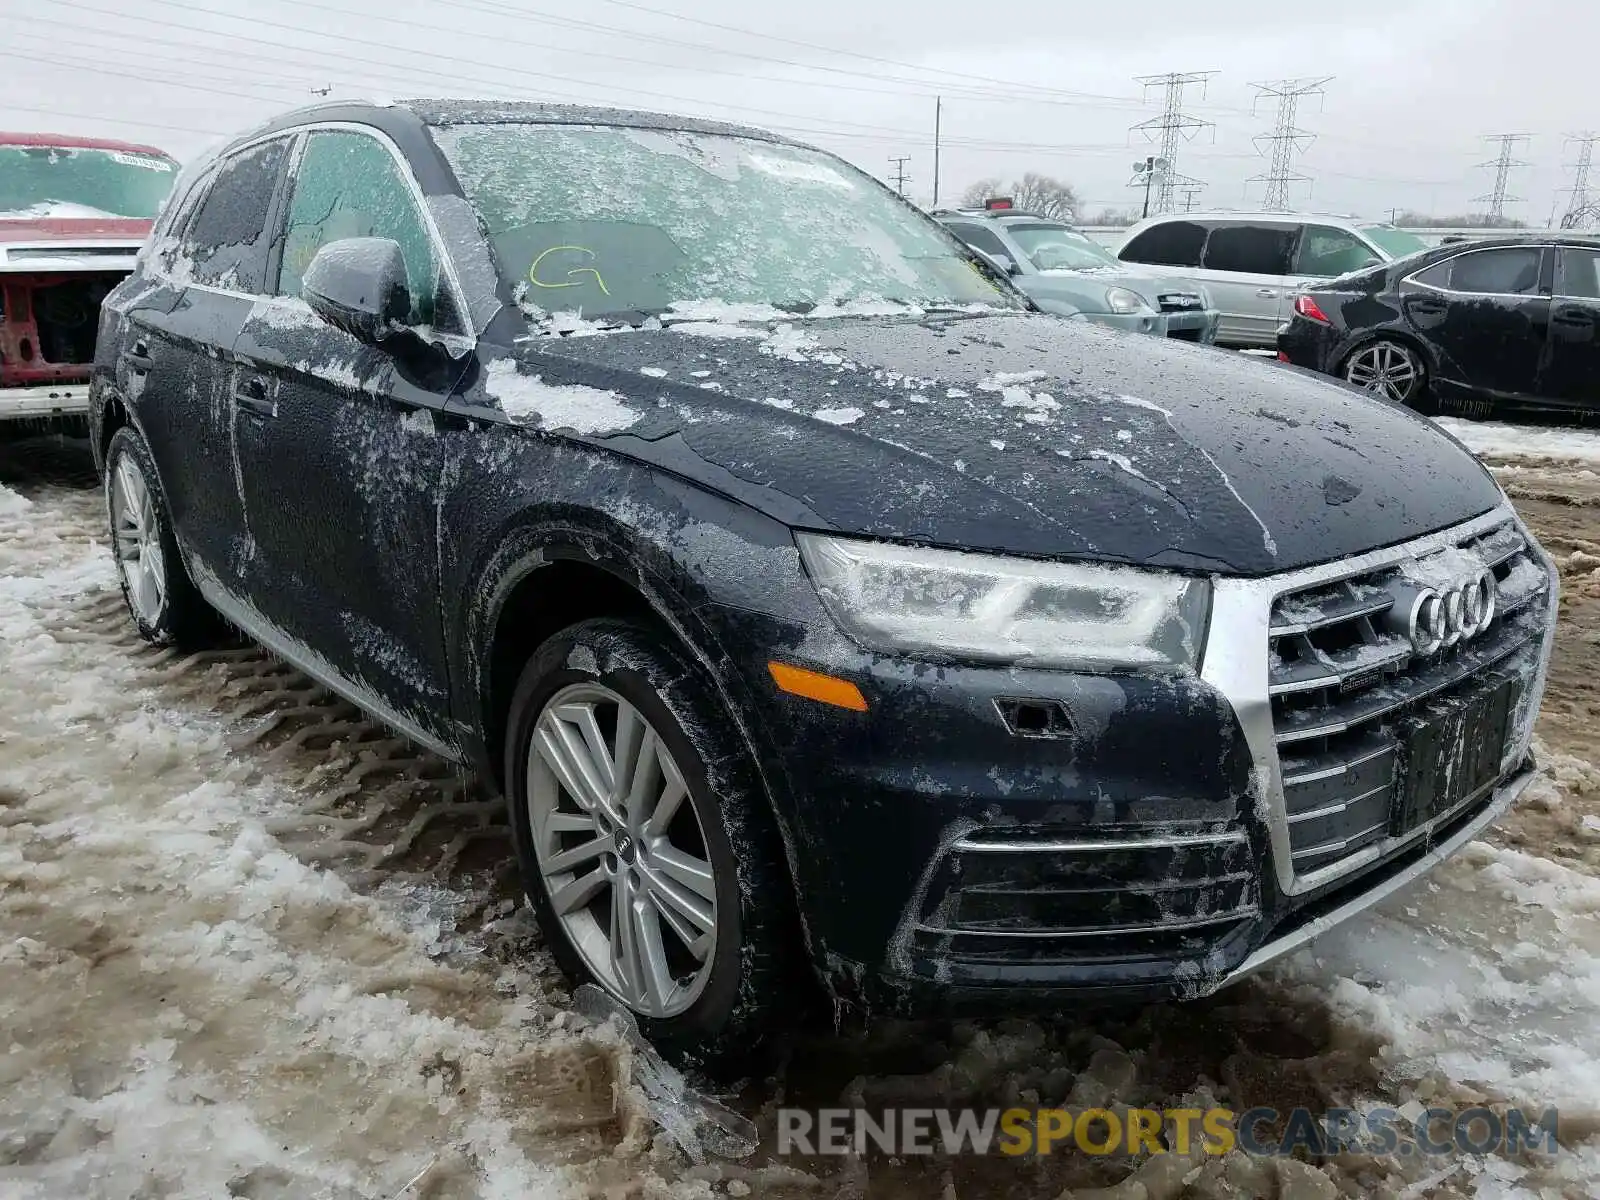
[958,174,1080,219]
[1392,210,1528,229]
[1087,206,1141,227]
[1009,173,1080,220]
[959,178,1003,207]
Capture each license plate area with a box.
[1391,673,1520,836]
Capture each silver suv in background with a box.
[1115,212,1428,348]
[934,207,1219,342]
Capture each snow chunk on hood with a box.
[814,406,864,426]
[484,359,639,435]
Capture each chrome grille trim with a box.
[953,830,1246,854]
[1200,504,1559,898]
[914,908,1259,940]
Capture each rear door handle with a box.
[1255,288,1280,298]
[234,376,275,418]
[1554,307,1595,328]
[122,340,154,373]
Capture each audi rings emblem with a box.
[1404,571,1496,654]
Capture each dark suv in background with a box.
[90,99,1557,1063]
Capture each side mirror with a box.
[302,236,411,346]
[973,248,1020,276]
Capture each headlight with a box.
[796,534,1211,672]
[1105,286,1149,314]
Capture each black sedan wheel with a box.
[1342,339,1428,408]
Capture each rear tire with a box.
[1342,338,1433,413]
[104,425,217,648]
[503,616,794,1070]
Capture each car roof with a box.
[220,98,800,155]
[930,209,1074,224]
[0,131,175,158]
[1134,210,1372,225]
[1419,233,1600,252]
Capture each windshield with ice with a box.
[1003,222,1121,273]
[0,145,179,219]
[432,123,1019,319]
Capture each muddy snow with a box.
[3,432,1600,1199]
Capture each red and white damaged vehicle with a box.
[1,133,179,430]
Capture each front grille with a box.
[910,826,1258,963]
[1158,292,1203,311]
[1267,518,1550,879]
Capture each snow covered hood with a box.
[502,311,1504,576]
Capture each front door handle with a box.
[1553,307,1595,328]
[1255,288,1279,298]
[234,376,275,418]
[122,340,154,373]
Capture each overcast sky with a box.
[2,0,1594,223]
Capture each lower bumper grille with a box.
[910,828,1258,963]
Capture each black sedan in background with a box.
[1278,235,1600,417]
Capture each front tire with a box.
[1342,338,1432,412]
[504,617,793,1067]
[104,425,216,647]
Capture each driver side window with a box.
[274,130,456,331]
[1294,225,1376,277]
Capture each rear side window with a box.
[275,130,451,329]
[1201,224,1296,275]
[943,221,1011,258]
[1294,225,1378,277]
[1120,220,1205,268]
[1415,247,1543,296]
[1557,247,1600,299]
[179,137,290,293]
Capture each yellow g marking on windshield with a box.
[529,245,610,295]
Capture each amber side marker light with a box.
[767,661,869,712]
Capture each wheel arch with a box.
[92,388,130,476]
[462,506,814,930]
[1336,327,1438,382]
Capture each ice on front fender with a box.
[795,534,1209,672]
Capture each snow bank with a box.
[1436,418,1600,466]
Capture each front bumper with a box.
[1162,307,1221,344]
[714,506,1557,1013]
[0,382,90,422]
[1081,310,1165,337]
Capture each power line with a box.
[1246,76,1332,211]
[1559,132,1600,230]
[585,0,1165,107]
[1474,133,1531,221]
[1127,71,1215,214]
[888,154,912,196]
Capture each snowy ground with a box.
[3,428,1599,1199]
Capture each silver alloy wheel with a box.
[527,682,718,1018]
[110,452,167,626]
[1344,341,1421,402]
